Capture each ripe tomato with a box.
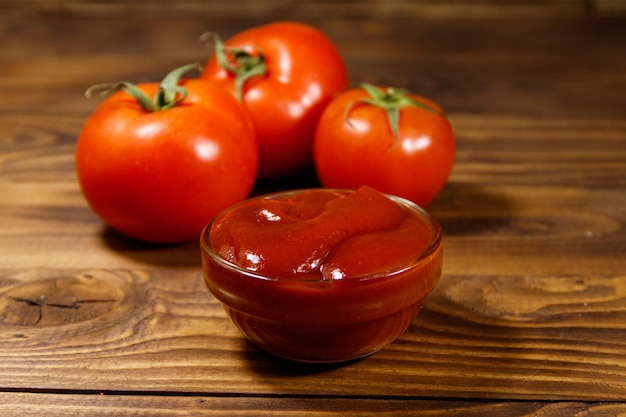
[313,84,455,207]
[201,21,348,179]
[76,64,258,243]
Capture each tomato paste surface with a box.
[210,186,433,280]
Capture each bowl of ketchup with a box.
[200,186,443,363]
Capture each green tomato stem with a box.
[205,32,266,102]
[85,63,203,112]
[344,83,444,144]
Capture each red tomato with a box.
[76,65,258,243]
[313,84,456,207]
[201,21,348,179]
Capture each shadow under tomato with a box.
[252,163,321,196]
[99,225,202,268]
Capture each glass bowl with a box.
[200,188,443,363]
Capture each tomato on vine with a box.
[313,83,455,207]
[76,64,258,243]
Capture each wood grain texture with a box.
[0,0,619,18]
[2,15,625,118]
[1,4,626,415]
[0,268,625,401]
[2,393,626,417]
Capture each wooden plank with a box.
[2,17,625,119]
[2,113,625,187]
[1,179,625,275]
[0,268,624,400]
[451,116,626,186]
[594,0,626,15]
[3,116,624,273]
[2,393,626,417]
[0,0,597,18]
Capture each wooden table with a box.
[1,1,625,415]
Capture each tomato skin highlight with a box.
[201,21,349,179]
[75,79,258,243]
[313,86,456,207]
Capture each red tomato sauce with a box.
[202,186,442,362]
[209,186,434,280]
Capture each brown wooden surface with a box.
[1,1,626,415]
